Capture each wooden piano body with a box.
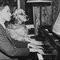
[38,26,60,60]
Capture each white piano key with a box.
[24,37,43,45]
[30,39,43,45]
[30,48,45,55]
[28,34,34,37]
[26,24,34,29]
[28,43,44,49]
[38,49,45,55]
[37,53,44,60]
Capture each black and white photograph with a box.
[0,0,60,60]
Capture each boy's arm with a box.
[0,33,29,57]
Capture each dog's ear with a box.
[13,9,25,16]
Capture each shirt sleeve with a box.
[0,32,29,57]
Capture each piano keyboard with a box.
[26,24,57,60]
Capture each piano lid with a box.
[27,0,53,3]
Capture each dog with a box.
[6,9,43,46]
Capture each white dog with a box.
[6,9,44,55]
[6,9,43,46]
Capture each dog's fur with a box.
[6,9,43,46]
[6,9,28,41]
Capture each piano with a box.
[37,26,60,60]
[29,25,59,60]
[11,24,59,60]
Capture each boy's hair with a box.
[0,0,17,13]
[0,0,10,11]
[0,0,16,7]
[0,0,9,6]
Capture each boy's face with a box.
[1,6,11,21]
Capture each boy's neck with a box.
[0,18,6,28]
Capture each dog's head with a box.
[13,9,29,24]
